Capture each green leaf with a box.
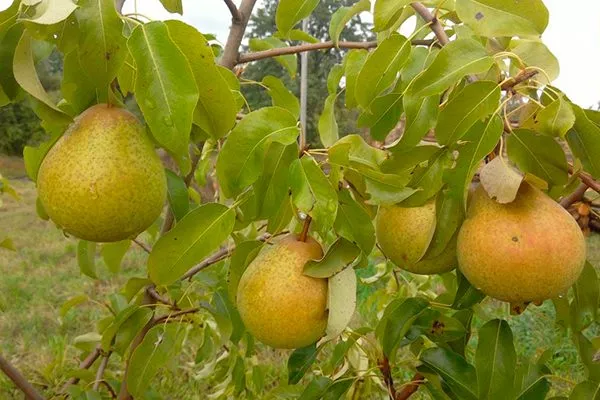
[456,0,549,38]
[567,105,600,178]
[289,156,338,234]
[13,31,68,117]
[533,95,574,137]
[0,23,22,101]
[127,323,186,398]
[101,306,152,355]
[323,379,354,400]
[61,50,95,114]
[23,132,62,181]
[165,169,189,221]
[211,288,245,344]
[249,37,297,77]
[101,240,130,274]
[510,39,559,83]
[409,309,467,343]
[217,107,299,198]
[357,92,403,141]
[254,142,298,220]
[328,134,387,170]
[318,94,339,147]
[403,149,450,206]
[396,94,440,149]
[159,0,182,14]
[277,28,319,43]
[227,241,263,304]
[344,49,368,108]
[77,240,97,279]
[128,21,198,158]
[373,0,411,31]
[445,116,503,208]
[377,297,429,359]
[275,0,319,35]
[76,0,126,101]
[118,50,136,95]
[479,156,523,204]
[575,333,600,382]
[329,0,370,45]
[452,270,486,309]
[425,190,463,258]
[326,266,357,339]
[0,237,15,251]
[288,343,318,384]
[327,64,344,95]
[334,189,375,254]
[570,261,599,332]
[60,295,88,318]
[420,347,478,400]
[476,319,516,400]
[507,129,568,186]
[166,21,237,139]
[20,0,77,25]
[409,39,494,97]
[356,33,411,108]
[435,81,500,146]
[297,376,331,399]
[513,360,551,400]
[148,203,235,286]
[304,238,360,278]
[0,0,20,43]
[262,75,300,119]
[570,381,600,400]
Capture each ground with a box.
[1,155,598,398]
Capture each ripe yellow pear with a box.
[236,235,327,349]
[37,104,167,242]
[457,183,586,303]
[376,200,456,274]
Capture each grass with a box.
[0,156,598,399]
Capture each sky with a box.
[1,0,599,107]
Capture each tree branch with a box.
[223,0,242,22]
[411,3,449,46]
[220,0,259,69]
[237,39,435,64]
[560,183,588,208]
[92,351,112,392]
[154,307,200,323]
[0,354,44,400]
[500,69,539,91]
[396,373,425,400]
[62,346,101,391]
[378,356,397,399]
[146,285,175,307]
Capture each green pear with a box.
[236,235,327,349]
[37,104,167,242]
[457,183,586,303]
[376,200,456,274]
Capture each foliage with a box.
[0,0,599,399]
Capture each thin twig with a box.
[92,352,112,391]
[154,307,200,324]
[411,3,449,45]
[146,285,175,307]
[132,238,151,254]
[0,354,44,400]
[378,357,397,399]
[569,164,600,194]
[237,39,435,64]
[560,183,588,208]
[180,246,234,281]
[223,0,242,22]
[500,70,539,91]
[62,346,101,391]
[220,0,259,69]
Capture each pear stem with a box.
[299,215,312,242]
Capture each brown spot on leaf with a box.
[105,52,111,61]
[431,320,445,336]
[475,11,484,20]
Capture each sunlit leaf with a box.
[329,0,370,45]
[20,0,77,25]
[77,240,97,279]
[344,49,368,108]
[476,319,516,400]
[510,39,559,83]
[262,75,300,119]
[304,238,360,278]
[358,92,403,141]
[275,0,319,34]
[479,156,523,204]
[319,94,339,147]
[373,0,412,31]
[249,37,297,77]
[101,240,130,274]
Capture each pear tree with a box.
[1,0,600,399]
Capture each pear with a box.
[457,183,586,303]
[236,235,327,349]
[37,104,167,242]
[376,200,456,274]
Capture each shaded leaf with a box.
[534,95,574,137]
[566,105,600,178]
[227,240,263,304]
[344,49,368,108]
[334,188,375,254]
[148,203,235,286]
[77,240,97,279]
[276,0,319,34]
[305,238,360,278]
[299,376,332,400]
[373,0,411,31]
[452,270,486,309]
[319,94,339,147]
[288,343,318,384]
[357,92,403,141]
[570,261,599,332]
[101,240,130,274]
[20,0,77,25]
[262,75,300,119]
[570,381,600,400]
[511,39,559,84]
[329,0,370,45]
[513,360,551,400]
[420,347,478,400]
[476,319,516,400]
[397,94,440,149]
[507,129,568,186]
[159,0,182,14]
[249,37,297,77]
[409,309,467,343]
[127,323,186,398]
[165,169,189,221]
[377,297,429,359]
